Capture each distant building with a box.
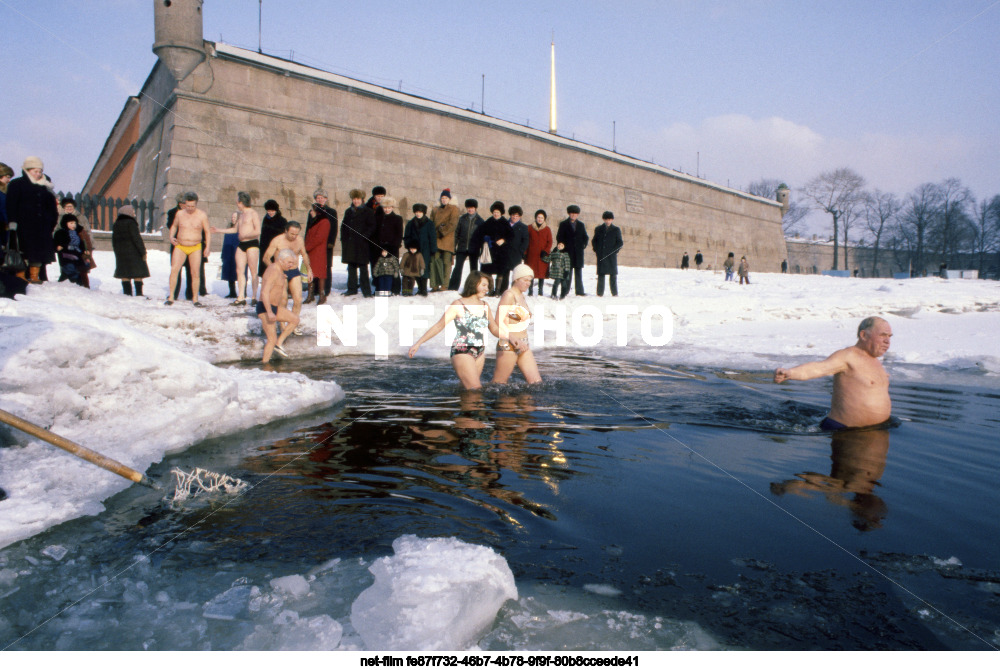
[784,234,990,278]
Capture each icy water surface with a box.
[2,351,999,650]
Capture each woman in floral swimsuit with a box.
[409,271,505,389]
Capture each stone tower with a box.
[776,183,790,216]
[152,0,206,84]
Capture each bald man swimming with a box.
[774,317,893,430]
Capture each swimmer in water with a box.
[492,264,542,385]
[408,271,508,390]
[774,316,892,430]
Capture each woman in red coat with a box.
[304,208,331,304]
[525,209,553,296]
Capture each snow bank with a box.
[0,256,344,550]
[350,535,518,650]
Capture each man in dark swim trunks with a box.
[212,191,261,306]
[257,249,300,362]
[774,317,893,430]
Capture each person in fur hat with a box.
[592,211,623,296]
[374,195,404,295]
[57,197,96,282]
[400,244,425,296]
[448,198,484,290]
[403,203,436,296]
[112,204,150,297]
[340,188,375,297]
[5,156,58,284]
[556,204,588,296]
[429,188,460,291]
[52,214,90,287]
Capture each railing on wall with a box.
[57,192,158,234]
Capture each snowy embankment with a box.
[1,249,998,552]
[0,250,344,550]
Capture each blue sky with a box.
[2,0,998,232]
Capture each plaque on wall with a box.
[624,188,644,214]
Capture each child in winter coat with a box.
[400,246,425,296]
[373,253,401,297]
[52,215,90,287]
[546,242,572,299]
[738,256,750,285]
[723,252,735,281]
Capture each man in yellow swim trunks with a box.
[166,192,212,306]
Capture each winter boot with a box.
[29,266,42,284]
[134,280,144,297]
[317,279,327,305]
[122,280,133,296]
[417,277,428,296]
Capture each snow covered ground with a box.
[1,249,998,551]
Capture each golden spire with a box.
[549,34,557,134]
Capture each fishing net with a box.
[169,467,248,504]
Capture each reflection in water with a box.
[240,386,579,535]
[771,428,891,531]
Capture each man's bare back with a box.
[774,317,892,428]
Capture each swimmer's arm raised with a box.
[775,350,849,383]
[408,303,460,357]
[211,212,239,235]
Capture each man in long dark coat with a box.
[592,211,624,297]
[340,188,374,297]
[556,204,589,296]
[448,198,484,291]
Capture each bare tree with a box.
[802,168,866,270]
[863,189,901,278]
[970,195,1000,276]
[929,178,974,268]
[898,182,942,276]
[747,178,780,199]
[747,178,809,236]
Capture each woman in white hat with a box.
[6,156,58,284]
[492,263,542,385]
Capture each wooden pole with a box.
[0,409,160,490]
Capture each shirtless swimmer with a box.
[774,317,893,430]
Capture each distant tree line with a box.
[747,170,1000,278]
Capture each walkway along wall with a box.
[84,41,786,271]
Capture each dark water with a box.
[2,352,999,650]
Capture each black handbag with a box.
[2,232,27,275]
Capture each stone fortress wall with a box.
[86,1,787,270]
